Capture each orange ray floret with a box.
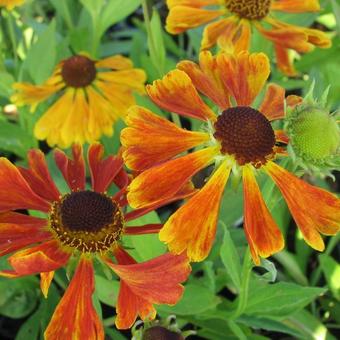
[259,84,286,121]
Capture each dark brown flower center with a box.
[214,106,275,166]
[61,55,97,88]
[142,326,184,340]
[225,0,271,20]
[49,191,124,253]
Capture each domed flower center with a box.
[225,0,271,20]
[214,106,275,166]
[49,191,124,253]
[61,55,97,88]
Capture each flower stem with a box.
[6,10,18,70]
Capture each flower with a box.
[121,50,340,264]
[165,0,331,75]
[0,143,191,337]
[11,54,146,148]
[0,0,24,9]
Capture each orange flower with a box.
[0,0,24,9]
[165,0,331,75]
[0,143,191,336]
[121,50,340,264]
[11,54,146,148]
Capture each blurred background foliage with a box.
[0,0,339,339]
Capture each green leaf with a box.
[245,281,326,318]
[24,20,57,84]
[95,275,120,307]
[319,254,340,300]
[220,224,242,289]
[0,120,37,157]
[80,0,104,20]
[0,71,15,98]
[158,284,220,315]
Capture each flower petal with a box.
[167,0,219,8]
[125,224,163,235]
[243,166,284,265]
[264,161,340,251]
[40,271,55,298]
[274,44,297,76]
[88,143,123,193]
[7,240,70,276]
[54,144,86,191]
[127,147,217,209]
[95,55,133,70]
[159,161,230,261]
[166,5,222,34]
[121,106,210,171]
[216,51,270,106]
[146,69,216,121]
[259,83,285,121]
[19,149,60,202]
[177,51,230,109]
[0,158,50,212]
[271,0,320,13]
[44,259,104,340]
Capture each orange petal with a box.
[177,51,230,109]
[167,0,219,8]
[264,161,340,251]
[19,149,60,202]
[121,106,210,171]
[127,147,217,209]
[7,240,70,276]
[159,161,230,261]
[166,5,222,34]
[286,95,303,109]
[216,51,270,106]
[146,69,216,121]
[44,259,104,340]
[201,17,238,50]
[303,27,332,49]
[0,158,50,212]
[106,248,190,329]
[243,166,284,265]
[54,144,86,191]
[274,44,298,76]
[125,224,163,235]
[88,143,123,193]
[40,271,55,298]
[275,130,289,144]
[271,0,320,13]
[259,83,285,121]
[95,55,133,70]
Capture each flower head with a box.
[0,0,24,9]
[0,143,191,336]
[121,50,340,264]
[165,0,331,75]
[11,54,146,148]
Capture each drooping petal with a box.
[259,84,285,121]
[121,106,210,170]
[19,149,60,202]
[54,144,86,191]
[0,158,50,212]
[264,161,340,251]
[159,161,231,261]
[177,51,230,109]
[44,259,104,340]
[88,143,123,193]
[242,166,284,265]
[127,147,218,209]
[216,51,270,106]
[40,271,55,298]
[146,69,216,121]
[273,44,298,76]
[106,247,191,329]
[271,0,320,13]
[124,224,163,235]
[6,240,70,276]
[166,5,223,34]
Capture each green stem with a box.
[232,247,252,319]
[227,320,247,340]
[6,10,18,70]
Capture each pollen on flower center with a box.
[49,191,124,253]
[214,106,275,166]
[61,55,97,88]
[225,0,271,20]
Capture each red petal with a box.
[44,259,104,340]
[88,143,123,193]
[259,84,285,121]
[0,158,50,212]
[54,144,85,191]
[124,224,163,235]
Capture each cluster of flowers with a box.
[1,0,339,338]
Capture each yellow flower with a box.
[165,0,331,75]
[0,0,24,10]
[11,54,146,148]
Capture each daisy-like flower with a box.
[0,143,191,337]
[121,50,340,264]
[0,0,24,9]
[11,54,146,148]
[165,0,331,75]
